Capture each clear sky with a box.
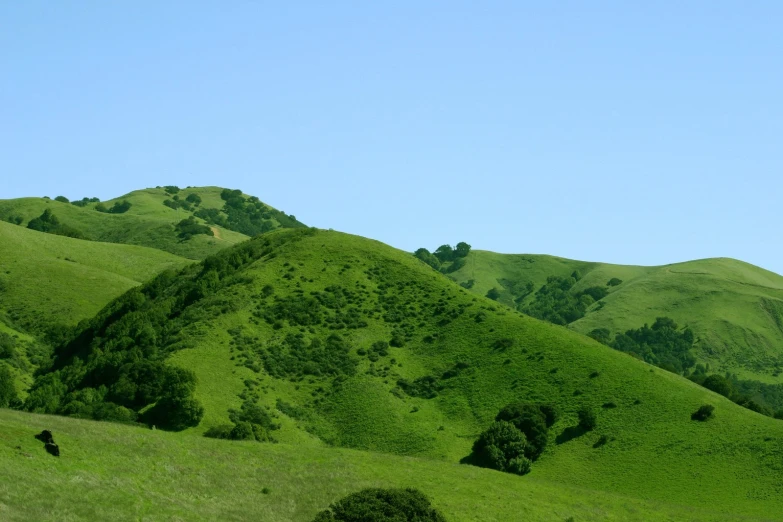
[2,2,782,274]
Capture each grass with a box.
[448,251,783,383]
[34,228,783,519]
[0,186,288,260]
[0,220,191,334]
[0,408,776,522]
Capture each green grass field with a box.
[0,408,777,522]
[448,251,783,383]
[27,228,783,520]
[0,220,191,334]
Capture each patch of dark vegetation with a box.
[313,487,447,522]
[175,216,214,240]
[192,188,304,236]
[523,271,608,325]
[413,242,471,273]
[578,407,597,431]
[397,375,442,399]
[27,209,87,239]
[691,404,714,421]
[464,420,532,475]
[688,369,783,419]
[96,199,132,214]
[71,197,100,207]
[0,364,19,408]
[204,400,279,442]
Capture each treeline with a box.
[589,317,783,420]
[413,242,471,273]
[523,271,609,325]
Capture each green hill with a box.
[445,251,783,384]
[0,186,305,260]
[0,408,760,522]
[23,228,783,519]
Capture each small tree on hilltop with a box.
[455,241,472,258]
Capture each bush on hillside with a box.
[0,364,19,408]
[486,287,501,301]
[7,215,23,225]
[27,209,87,239]
[523,275,606,325]
[312,488,447,522]
[612,317,696,374]
[495,402,556,460]
[108,200,132,214]
[578,407,597,431]
[607,277,623,286]
[691,404,714,421]
[175,216,214,240]
[54,195,69,203]
[397,375,441,399]
[185,193,202,205]
[164,185,180,195]
[71,197,100,207]
[470,420,532,475]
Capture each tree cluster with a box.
[523,271,608,325]
[71,197,100,208]
[606,317,697,374]
[413,242,471,272]
[175,216,214,240]
[313,488,447,522]
[95,200,132,214]
[27,209,87,239]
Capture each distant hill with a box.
[446,251,783,384]
[0,186,305,260]
[24,228,783,517]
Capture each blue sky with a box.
[2,2,782,273]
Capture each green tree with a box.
[313,488,447,522]
[470,420,532,475]
[54,195,69,203]
[578,407,597,431]
[0,365,19,408]
[455,241,472,258]
[434,244,454,262]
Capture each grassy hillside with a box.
[447,251,783,383]
[0,186,305,259]
[0,220,191,336]
[26,228,783,518]
[0,408,766,522]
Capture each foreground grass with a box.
[0,409,772,522]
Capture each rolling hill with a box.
[0,186,304,260]
[445,251,783,384]
[21,227,783,520]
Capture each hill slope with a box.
[26,228,783,518]
[0,186,305,259]
[0,408,763,522]
[447,251,783,383]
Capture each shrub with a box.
[164,185,180,195]
[692,404,715,421]
[470,420,532,475]
[397,375,441,399]
[185,193,202,205]
[27,209,86,239]
[0,365,18,408]
[607,278,623,286]
[54,195,69,203]
[108,200,132,214]
[578,407,597,431]
[313,488,447,522]
[495,402,553,460]
[486,288,501,301]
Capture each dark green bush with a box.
[486,287,501,301]
[607,278,623,286]
[54,196,69,203]
[0,364,19,408]
[313,487,447,522]
[578,407,597,431]
[175,216,214,240]
[692,404,715,421]
[495,402,553,460]
[470,420,532,475]
[397,375,441,399]
[27,209,86,239]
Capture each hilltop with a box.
[23,227,783,518]
[0,186,305,260]
[443,250,783,385]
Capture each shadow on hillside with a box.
[555,425,586,445]
[459,452,481,467]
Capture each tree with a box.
[607,278,623,286]
[470,420,532,475]
[701,374,734,399]
[54,196,69,203]
[691,404,714,421]
[414,248,441,270]
[433,244,454,262]
[486,288,501,301]
[185,193,202,205]
[495,402,554,460]
[578,407,597,431]
[455,242,472,258]
[313,488,447,522]
[0,365,18,408]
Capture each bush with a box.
[495,402,554,460]
[27,209,86,239]
[607,278,623,286]
[578,407,597,431]
[470,420,532,475]
[175,216,214,239]
[0,365,18,408]
[486,287,501,301]
[54,196,69,203]
[185,193,202,205]
[397,375,441,399]
[692,404,715,421]
[107,200,132,214]
[164,185,180,195]
[313,487,447,522]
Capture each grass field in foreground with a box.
[1,409,775,522]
